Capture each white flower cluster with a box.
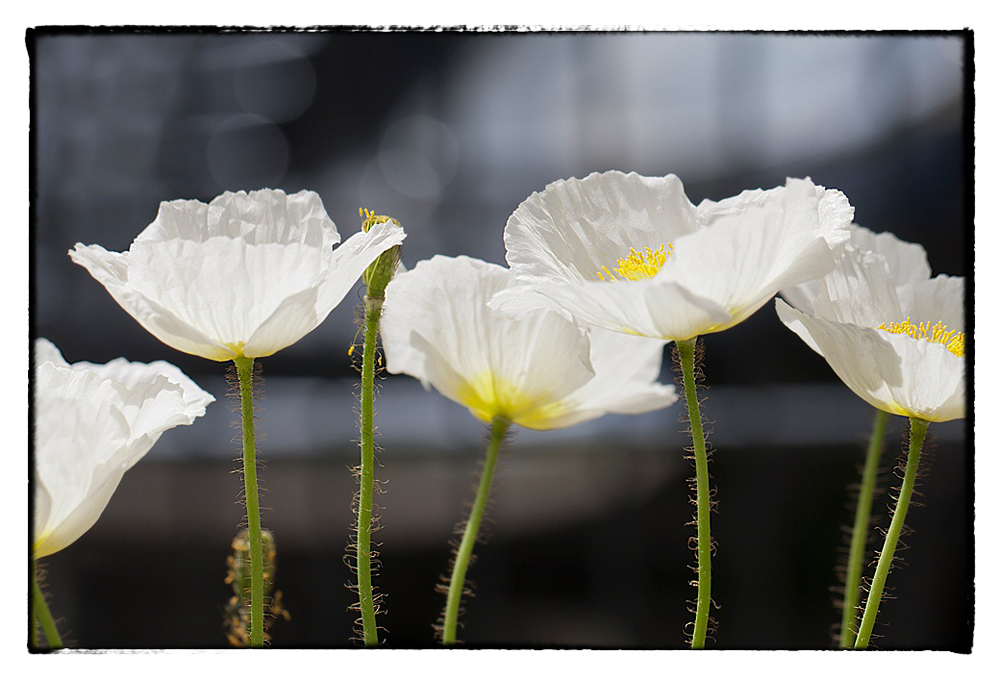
[38,173,964,646]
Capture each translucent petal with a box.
[781,223,931,316]
[560,328,676,418]
[776,299,907,414]
[503,172,853,341]
[32,340,213,556]
[34,367,132,557]
[776,298,964,422]
[383,255,675,430]
[70,190,401,361]
[137,189,340,249]
[383,256,594,426]
[492,278,731,342]
[70,243,232,360]
[505,171,701,283]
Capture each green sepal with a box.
[359,209,403,297]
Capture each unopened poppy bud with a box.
[359,208,403,297]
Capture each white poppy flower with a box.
[776,225,965,422]
[380,255,677,430]
[33,339,215,558]
[70,189,406,362]
[495,171,854,341]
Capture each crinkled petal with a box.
[34,338,69,369]
[242,286,325,359]
[33,340,213,556]
[894,275,965,331]
[813,249,906,329]
[243,223,404,358]
[492,278,731,342]
[699,177,853,251]
[70,243,234,360]
[560,328,676,419]
[849,224,932,284]
[776,299,962,422]
[70,189,385,361]
[137,189,340,249]
[503,173,852,341]
[879,329,965,422]
[108,372,211,469]
[313,220,407,317]
[80,357,216,415]
[129,237,329,349]
[780,223,931,316]
[383,256,596,427]
[776,299,906,413]
[385,255,676,430]
[504,171,701,283]
[72,354,215,459]
[34,366,132,558]
[668,178,850,331]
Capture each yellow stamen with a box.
[358,206,401,233]
[598,243,673,281]
[877,317,965,357]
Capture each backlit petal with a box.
[32,339,213,556]
[503,172,853,341]
[383,255,674,430]
[70,189,404,361]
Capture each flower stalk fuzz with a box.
[355,292,383,646]
[234,356,265,648]
[32,562,62,649]
[854,416,930,649]
[353,209,402,646]
[839,409,888,648]
[441,416,511,645]
[675,337,713,649]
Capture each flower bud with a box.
[359,208,403,297]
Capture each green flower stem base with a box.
[234,356,265,649]
[676,337,712,650]
[356,293,384,647]
[839,409,889,648]
[853,416,930,649]
[441,415,511,645]
[32,561,62,649]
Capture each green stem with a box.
[32,561,62,649]
[839,409,889,648]
[356,293,384,646]
[853,416,930,649]
[676,337,712,649]
[234,356,264,649]
[441,416,511,645]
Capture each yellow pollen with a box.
[359,206,401,233]
[598,243,673,281]
[876,317,965,357]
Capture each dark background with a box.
[29,29,971,650]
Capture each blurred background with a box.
[30,29,970,650]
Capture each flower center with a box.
[876,317,965,357]
[457,371,566,428]
[598,243,672,281]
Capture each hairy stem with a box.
[441,416,511,645]
[839,409,889,648]
[676,337,712,649]
[356,293,384,646]
[234,355,265,649]
[32,561,62,649]
[854,416,930,649]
